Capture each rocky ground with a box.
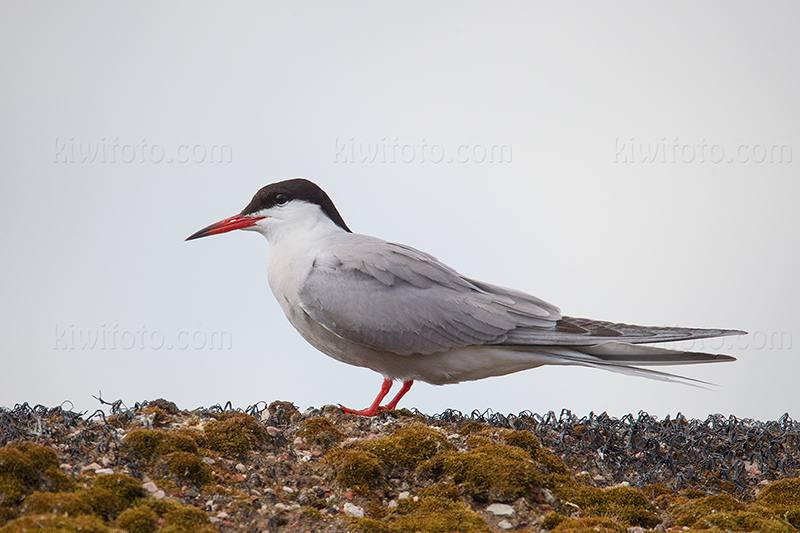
[1,399,800,532]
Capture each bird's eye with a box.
[275,193,289,206]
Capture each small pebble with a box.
[216,511,230,519]
[388,500,398,509]
[344,491,354,500]
[235,463,247,473]
[266,426,281,437]
[201,457,216,465]
[498,519,513,530]
[343,502,365,518]
[487,503,516,517]
[80,462,102,474]
[398,491,410,500]
[282,486,294,494]
[95,468,114,475]
[142,481,159,493]
[153,490,166,500]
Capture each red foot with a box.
[339,379,414,417]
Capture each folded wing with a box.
[298,235,743,361]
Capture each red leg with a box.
[339,378,393,417]
[379,380,413,411]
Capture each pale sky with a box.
[1,1,798,420]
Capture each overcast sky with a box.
[1,2,798,421]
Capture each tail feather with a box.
[533,341,735,387]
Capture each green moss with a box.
[122,499,215,533]
[116,505,158,533]
[502,429,541,454]
[22,490,94,516]
[785,507,800,529]
[203,412,267,458]
[674,493,746,527]
[0,513,115,533]
[679,509,795,533]
[122,430,167,463]
[297,417,345,449]
[165,452,211,486]
[162,431,200,455]
[670,493,796,532]
[93,474,146,509]
[457,420,486,435]
[597,486,659,528]
[502,430,571,476]
[361,424,453,470]
[541,510,567,530]
[140,406,168,428]
[464,434,492,448]
[549,473,602,507]
[159,503,216,533]
[550,478,658,527]
[81,474,146,521]
[758,478,800,509]
[420,443,542,502]
[324,448,382,493]
[0,442,75,524]
[551,516,627,533]
[356,491,491,533]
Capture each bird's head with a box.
[186,178,351,243]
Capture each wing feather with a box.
[297,234,743,357]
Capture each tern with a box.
[187,178,744,416]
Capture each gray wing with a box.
[298,235,744,356]
[298,235,561,355]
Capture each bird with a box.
[186,178,744,416]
